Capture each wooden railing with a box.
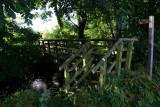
[92,38,138,87]
[59,42,94,92]
[39,39,116,63]
[39,38,138,92]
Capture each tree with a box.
[33,0,132,39]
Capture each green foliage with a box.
[1,70,160,107]
[73,70,160,107]
[0,45,41,82]
[75,85,127,107]
[46,93,73,107]
[111,70,160,106]
[0,90,73,107]
[0,0,42,28]
[84,18,115,39]
[0,89,41,107]
[0,20,42,82]
[132,34,160,71]
[42,19,78,39]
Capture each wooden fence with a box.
[39,38,138,92]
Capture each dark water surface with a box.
[0,55,64,100]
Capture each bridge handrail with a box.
[59,42,90,71]
[92,38,138,73]
[39,38,116,42]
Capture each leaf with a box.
[5,6,16,19]
[10,4,19,13]
[138,101,142,106]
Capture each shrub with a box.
[74,70,160,107]
[0,89,41,107]
[0,90,73,107]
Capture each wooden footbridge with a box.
[39,38,138,92]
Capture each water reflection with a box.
[31,79,48,93]
[31,72,62,94]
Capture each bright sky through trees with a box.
[16,5,58,32]
[28,7,58,32]
[28,15,58,32]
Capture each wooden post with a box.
[64,69,70,93]
[99,59,107,88]
[138,16,154,77]
[54,41,57,63]
[48,40,50,55]
[83,43,90,74]
[115,41,123,76]
[125,41,133,70]
[42,41,46,56]
[54,41,57,54]
[148,16,154,77]
[103,61,107,84]
[66,41,70,57]
[38,40,41,49]
[99,66,104,88]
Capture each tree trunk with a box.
[54,5,63,30]
[77,11,87,39]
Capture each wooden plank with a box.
[67,48,93,72]
[125,41,132,70]
[115,43,123,76]
[63,58,94,89]
[59,42,90,70]
[70,64,95,91]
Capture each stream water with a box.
[0,55,64,100]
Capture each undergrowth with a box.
[1,68,160,107]
[74,69,160,107]
[0,89,72,107]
